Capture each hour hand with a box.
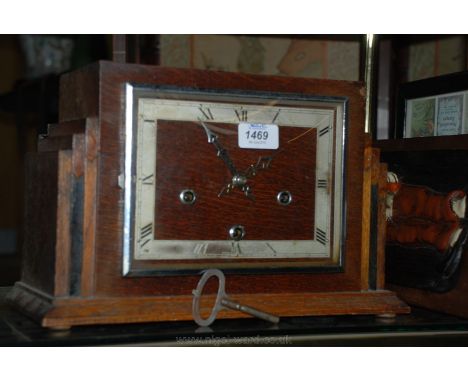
[199,120,238,176]
[199,120,217,143]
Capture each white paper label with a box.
[238,123,279,149]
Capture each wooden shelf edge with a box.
[375,136,468,152]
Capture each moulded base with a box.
[8,281,410,329]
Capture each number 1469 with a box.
[246,130,269,140]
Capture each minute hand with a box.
[200,121,238,176]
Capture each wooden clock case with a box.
[8,61,408,329]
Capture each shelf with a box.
[375,135,468,152]
[1,287,468,346]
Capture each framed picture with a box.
[395,71,468,138]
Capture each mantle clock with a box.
[8,61,408,328]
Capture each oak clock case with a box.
[8,61,409,328]
[125,85,345,275]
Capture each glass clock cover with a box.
[124,85,346,274]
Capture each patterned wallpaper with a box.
[408,36,466,82]
[160,35,361,81]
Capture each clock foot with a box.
[48,325,72,331]
[375,313,397,323]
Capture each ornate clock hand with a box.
[218,157,272,200]
[200,121,316,201]
[244,156,273,179]
[218,179,254,200]
[199,120,254,199]
[226,156,272,201]
[199,120,238,176]
[216,126,318,200]
[241,127,316,181]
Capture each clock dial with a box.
[124,86,345,274]
[153,120,317,239]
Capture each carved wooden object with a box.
[9,62,409,328]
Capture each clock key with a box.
[219,297,280,324]
[192,269,280,326]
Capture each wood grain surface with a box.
[9,282,409,328]
[155,120,316,241]
[21,152,59,295]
